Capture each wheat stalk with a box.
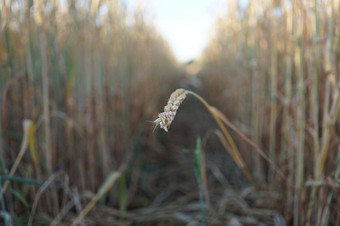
[152,89,255,183]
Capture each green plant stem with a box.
[0,176,63,188]
[294,10,306,226]
[312,0,320,165]
[0,180,9,226]
[193,138,205,226]
[40,31,52,172]
[269,10,278,183]
[282,3,294,217]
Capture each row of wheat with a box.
[198,0,340,225]
[0,0,180,223]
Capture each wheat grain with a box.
[152,89,188,132]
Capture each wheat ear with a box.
[152,88,188,132]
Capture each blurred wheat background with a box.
[0,0,339,225]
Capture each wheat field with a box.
[0,0,339,225]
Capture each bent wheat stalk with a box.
[152,89,253,183]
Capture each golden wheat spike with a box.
[152,88,188,132]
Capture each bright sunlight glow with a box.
[127,0,223,62]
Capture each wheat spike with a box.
[153,89,188,132]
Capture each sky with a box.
[127,0,224,62]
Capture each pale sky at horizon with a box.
[127,0,225,62]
